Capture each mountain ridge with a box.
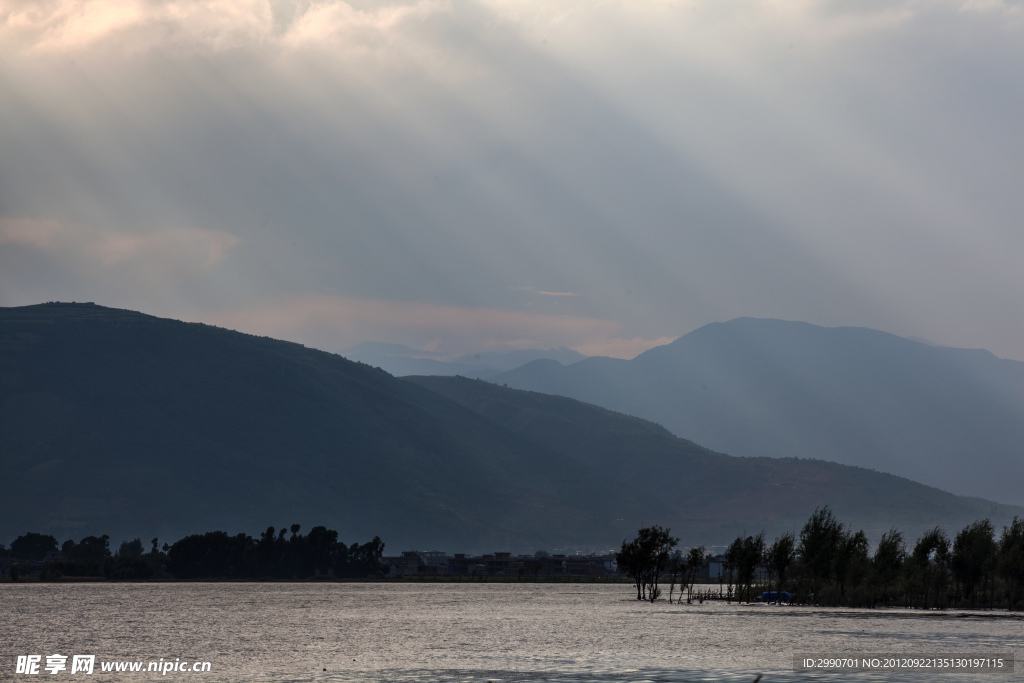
[3,304,1020,552]
[406,375,1023,543]
[492,317,1024,506]
[0,303,653,551]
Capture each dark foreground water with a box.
[1,583,1020,682]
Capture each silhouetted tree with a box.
[872,527,904,606]
[682,545,706,604]
[306,526,339,576]
[799,507,842,601]
[734,532,764,603]
[667,550,682,603]
[69,535,112,562]
[10,532,58,560]
[118,538,144,558]
[999,517,1024,610]
[724,537,742,602]
[346,536,385,578]
[163,526,383,580]
[834,530,869,600]
[616,526,678,602]
[617,536,646,600]
[767,533,795,603]
[951,519,996,608]
[908,527,949,609]
[256,526,279,577]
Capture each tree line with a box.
[1,525,385,581]
[618,509,1024,610]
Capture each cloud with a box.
[185,294,664,358]
[283,0,450,46]
[1,0,1021,362]
[510,286,578,297]
[0,0,261,52]
[0,0,452,54]
[0,217,240,270]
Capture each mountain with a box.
[342,341,587,379]
[2,304,1019,553]
[0,303,650,552]
[407,375,1023,544]
[491,318,1024,506]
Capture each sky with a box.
[1,0,1021,361]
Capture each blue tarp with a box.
[759,590,791,602]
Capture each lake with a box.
[2,583,1019,682]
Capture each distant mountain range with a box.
[491,318,1024,506]
[1,304,1020,552]
[0,304,637,552]
[406,376,1021,544]
[342,341,587,379]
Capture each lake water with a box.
[2,583,1020,682]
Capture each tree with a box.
[799,507,843,600]
[767,533,795,603]
[346,536,385,578]
[164,526,382,580]
[909,527,949,609]
[257,527,279,577]
[667,551,682,604]
[998,517,1024,610]
[872,527,904,606]
[10,532,58,560]
[724,537,743,602]
[951,519,996,607]
[834,530,869,600]
[616,526,678,602]
[643,526,678,603]
[734,533,764,603]
[617,537,645,600]
[118,538,144,558]
[682,546,706,604]
[305,525,339,576]
[67,535,111,563]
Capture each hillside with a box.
[3,304,1019,552]
[407,376,1024,543]
[0,303,653,551]
[342,342,587,380]
[491,318,1024,506]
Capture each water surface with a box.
[2,583,1019,682]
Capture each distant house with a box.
[382,550,450,577]
[706,558,724,579]
[383,550,623,579]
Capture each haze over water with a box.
[3,583,1020,682]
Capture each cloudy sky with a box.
[1,0,1021,360]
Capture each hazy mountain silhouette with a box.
[342,341,586,379]
[2,304,1020,551]
[0,303,649,551]
[491,318,1024,506]
[407,376,1023,544]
